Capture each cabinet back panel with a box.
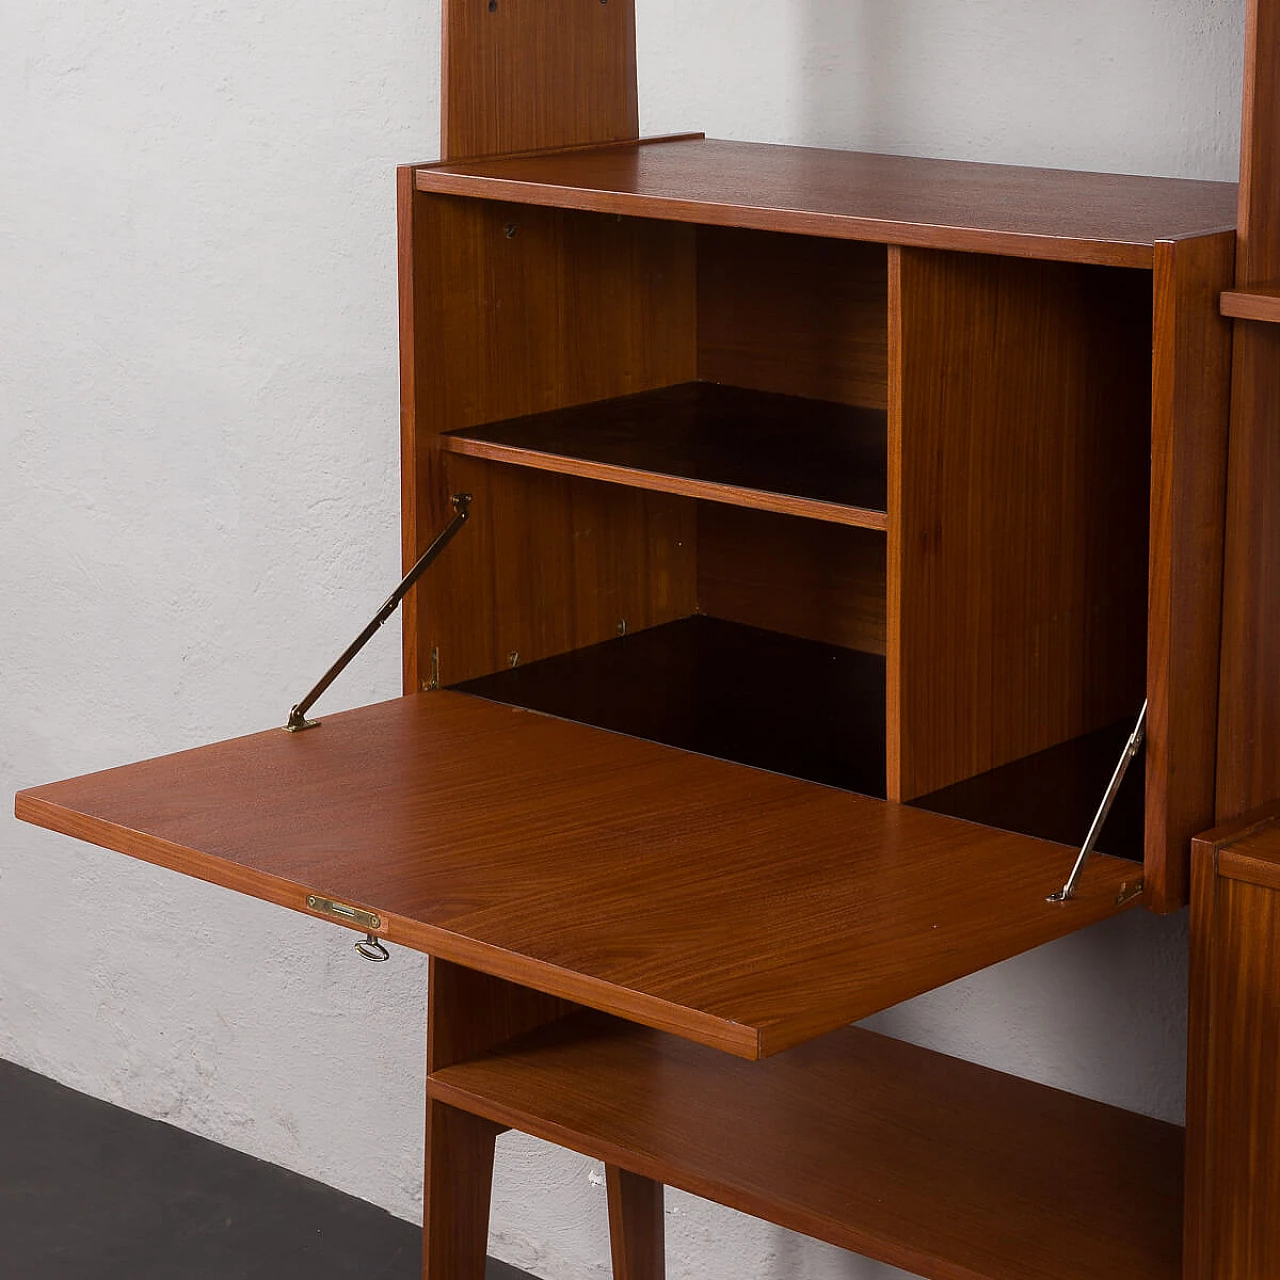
[400,190,698,686]
[430,456,697,688]
[889,248,1152,803]
[697,228,888,411]
[697,504,886,657]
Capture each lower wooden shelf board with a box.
[430,1011,1185,1280]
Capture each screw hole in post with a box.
[488,0,497,12]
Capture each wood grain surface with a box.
[415,138,1238,267]
[15,691,1141,1060]
[1216,0,1280,823]
[441,0,637,161]
[1185,812,1280,1280]
[888,246,1151,802]
[1145,232,1235,911]
[696,227,888,410]
[399,191,698,688]
[695,505,887,656]
[1220,280,1280,321]
[441,382,889,530]
[606,1166,665,1280]
[428,1010,1185,1280]
[422,1098,500,1280]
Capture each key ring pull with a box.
[355,932,390,963]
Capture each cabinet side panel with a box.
[399,165,427,694]
[1193,870,1280,1278]
[442,0,638,161]
[404,194,698,687]
[889,247,1151,801]
[1146,234,1234,912]
[697,228,888,411]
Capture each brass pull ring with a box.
[355,933,390,963]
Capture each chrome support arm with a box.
[1049,699,1147,903]
[284,493,473,732]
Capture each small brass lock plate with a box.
[306,895,381,931]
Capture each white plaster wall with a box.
[0,3,1243,1277]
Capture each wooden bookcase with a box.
[14,2,1280,1278]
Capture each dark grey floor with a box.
[0,1055,534,1280]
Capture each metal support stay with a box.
[284,493,473,732]
[1049,699,1148,903]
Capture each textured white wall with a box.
[0,3,1243,1278]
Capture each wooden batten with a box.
[441,0,639,162]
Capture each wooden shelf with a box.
[455,616,888,797]
[1220,280,1280,322]
[441,383,888,530]
[15,689,1142,1061]
[458,616,1145,859]
[416,136,1238,268]
[430,1010,1185,1280]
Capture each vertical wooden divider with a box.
[888,246,1151,804]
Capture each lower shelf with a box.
[430,1010,1184,1280]
[455,615,1144,859]
[455,615,887,798]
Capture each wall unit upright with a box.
[16,2,1280,1278]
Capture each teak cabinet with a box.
[14,2,1280,1278]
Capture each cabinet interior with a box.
[414,198,1153,864]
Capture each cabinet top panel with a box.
[415,137,1238,267]
[18,691,1140,1059]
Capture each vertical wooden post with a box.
[423,1098,502,1280]
[442,0,639,161]
[1216,0,1280,821]
[606,1165,666,1280]
[423,960,575,1280]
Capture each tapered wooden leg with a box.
[423,1097,500,1280]
[606,1164,665,1280]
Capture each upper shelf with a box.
[415,136,1238,268]
[442,382,888,530]
[15,690,1141,1060]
